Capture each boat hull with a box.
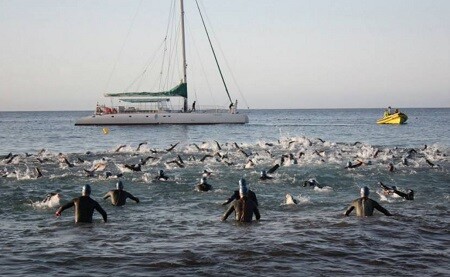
[376,112,408,124]
[75,111,249,125]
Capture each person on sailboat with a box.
[191,101,196,112]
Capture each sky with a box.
[0,0,449,111]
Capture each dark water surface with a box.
[0,109,449,276]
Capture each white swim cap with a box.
[360,186,369,197]
[116,181,123,190]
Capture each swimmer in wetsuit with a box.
[196,177,212,192]
[222,178,258,206]
[345,160,364,169]
[155,169,169,181]
[55,184,107,223]
[103,181,140,206]
[259,170,273,180]
[344,186,392,217]
[221,182,260,223]
[379,182,414,200]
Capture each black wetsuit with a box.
[393,189,414,200]
[222,196,260,222]
[222,190,258,206]
[57,196,107,223]
[103,189,139,206]
[196,183,212,192]
[344,197,391,216]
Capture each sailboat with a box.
[75,0,248,126]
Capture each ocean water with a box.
[0,108,449,276]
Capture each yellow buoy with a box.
[102,128,109,135]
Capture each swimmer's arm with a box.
[222,193,237,206]
[254,206,261,221]
[55,201,74,216]
[127,192,140,203]
[393,190,407,199]
[252,194,259,206]
[103,191,112,200]
[374,202,392,216]
[222,198,232,206]
[221,205,235,221]
[344,206,354,216]
[95,203,108,222]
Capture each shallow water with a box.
[0,109,449,276]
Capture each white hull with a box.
[75,111,248,125]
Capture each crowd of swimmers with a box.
[54,173,414,224]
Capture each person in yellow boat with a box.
[383,109,389,117]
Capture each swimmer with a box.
[38,192,62,208]
[379,182,414,200]
[103,181,139,206]
[55,184,107,223]
[222,178,258,206]
[259,170,273,180]
[388,162,395,172]
[155,169,169,181]
[136,142,147,151]
[104,171,123,179]
[285,193,298,205]
[244,159,255,169]
[345,160,363,169]
[124,163,141,172]
[115,144,127,153]
[165,142,179,152]
[139,156,156,166]
[196,177,212,192]
[303,178,322,188]
[221,182,260,223]
[34,167,43,178]
[344,186,392,217]
[202,169,212,178]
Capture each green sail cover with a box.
[105,83,187,98]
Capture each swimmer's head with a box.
[347,161,352,167]
[239,183,248,197]
[116,181,123,190]
[82,184,91,196]
[260,170,266,177]
[360,186,370,197]
[200,177,206,184]
[391,186,397,191]
[159,169,164,176]
[239,178,247,188]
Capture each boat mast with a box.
[194,0,233,105]
[180,0,188,112]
